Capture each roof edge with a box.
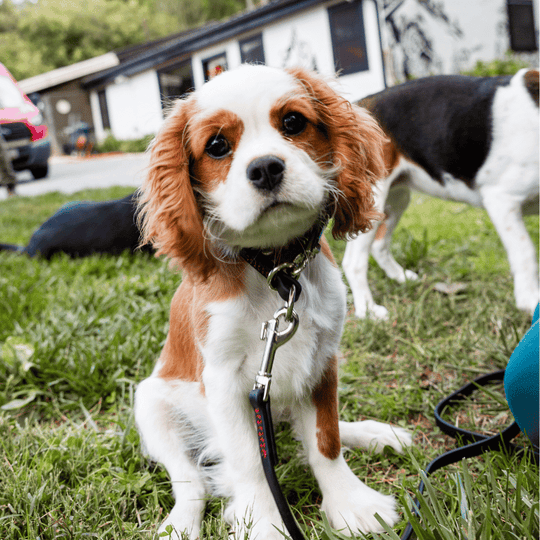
[18,53,120,94]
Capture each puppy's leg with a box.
[293,358,404,535]
[135,377,208,539]
[203,368,285,540]
[371,184,418,283]
[481,189,539,314]
[342,177,394,320]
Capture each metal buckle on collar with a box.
[266,244,321,303]
[267,245,321,283]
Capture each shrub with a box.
[95,134,153,154]
[463,53,530,76]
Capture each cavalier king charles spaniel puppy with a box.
[135,64,412,539]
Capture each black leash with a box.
[401,369,539,540]
[243,218,328,539]
[246,286,306,539]
[246,292,307,539]
[249,387,306,540]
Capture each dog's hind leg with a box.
[135,377,208,539]
[371,183,418,283]
[343,228,388,319]
[342,177,396,320]
[481,188,539,314]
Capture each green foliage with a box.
[151,0,245,27]
[96,133,153,154]
[0,189,538,538]
[0,0,246,81]
[463,53,530,77]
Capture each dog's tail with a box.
[0,243,25,253]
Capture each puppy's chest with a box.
[203,278,344,402]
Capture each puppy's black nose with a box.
[247,156,285,191]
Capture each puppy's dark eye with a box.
[205,134,231,159]
[282,112,307,136]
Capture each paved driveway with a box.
[0,153,149,201]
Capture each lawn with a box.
[0,187,538,539]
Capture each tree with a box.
[0,0,246,80]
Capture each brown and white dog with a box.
[134,65,411,539]
[343,69,539,319]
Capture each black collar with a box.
[239,215,328,302]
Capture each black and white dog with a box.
[343,68,539,319]
[0,193,151,258]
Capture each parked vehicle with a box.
[0,63,51,179]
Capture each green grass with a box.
[0,188,538,539]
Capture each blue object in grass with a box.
[504,304,539,447]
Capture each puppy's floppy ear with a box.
[138,96,215,277]
[287,67,386,239]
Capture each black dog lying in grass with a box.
[0,193,152,258]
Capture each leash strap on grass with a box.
[401,369,539,540]
[249,387,306,540]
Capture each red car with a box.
[0,63,51,179]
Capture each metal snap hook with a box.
[272,306,299,345]
[284,284,296,322]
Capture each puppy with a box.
[0,193,151,258]
[342,69,539,319]
[135,65,411,539]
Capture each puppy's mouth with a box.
[261,199,293,215]
[218,200,320,251]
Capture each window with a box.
[97,89,110,130]
[202,53,228,81]
[507,0,537,51]
[239,34,266,64]
[0,76,26,108]
[328,1,369,75]
[158,61,195,106]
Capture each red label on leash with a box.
[254,408,267,459]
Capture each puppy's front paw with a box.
[156,509,200,539]
[225,493,285,540]
[322,482,399,535]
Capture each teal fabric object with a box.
[504,305,539,447]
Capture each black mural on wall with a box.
[383,0,464,80]
[281,29,319,71]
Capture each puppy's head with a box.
[138,65,385,277]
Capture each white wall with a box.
[262,4,335,74]
[89,90,105,143]
[382,0,538,82]
[105,70,163,141]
